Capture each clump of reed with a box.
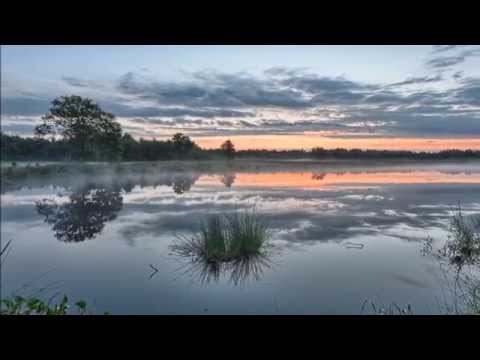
[424,207,480,269]
[171,210,270,263]
[421,206,480,315]
[170,210,272,285]
[444,208,480,267]
[1,240,105,315]
[1,295,91,315]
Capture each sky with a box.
[1,45,480,151]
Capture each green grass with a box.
[444,208,480,267]
[170,210,272,285]
[421,207,480,315]
[225,212,269,257]
[201,215,228,261]
[1,240,105,315]
[171,210,270,264]
[423,207,480,270]
[0,295,91,315]
[361,208,480,315]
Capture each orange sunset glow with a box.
[194,134,480,152]
[197,171,480,188]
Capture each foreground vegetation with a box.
[362,209,480,316]
[0,240,102,315]
[0,295,92,315]
[422,208,480,315]
[423,208,480,271]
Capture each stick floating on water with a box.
[343,242,364,249]
[148,264,159,278]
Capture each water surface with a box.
[2,162,480,314]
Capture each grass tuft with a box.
[422,206,480,315]
[426,206,480,270]
[170,210,272,285]
[172,210,270,263]
[225,212,269,257]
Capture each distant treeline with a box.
[2,132,480,161]
[309,147,479,160]
[1,132,206,161]
[207,147,480,160]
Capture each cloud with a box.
[280,74,379,93]
[101,103,255,119]
[389,74,443,87]
[431,45,464,53]
[426,55,466,69]
[264,66,309,78]
[62,76,104,89]
[426,48,480,69]
[1,96,254,120]
[4,62,480,139]
[454,78,480,106]
[453,71,464,80]
[0,122,38,135]
[1,97,51,116]
[117,70,311,109]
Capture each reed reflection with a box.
[173,252,274,286]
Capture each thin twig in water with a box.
[12,267,59,295]
[149,264,159,279]
[0,240,12,258]
[46,291,63,307]
[23,280,63,299]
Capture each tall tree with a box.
[171,133,195,154]
[35,95,122,160]
[96,120,123,161]
[220,139,236,159]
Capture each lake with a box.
[1,161,480,314]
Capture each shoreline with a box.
[3,157,480,171]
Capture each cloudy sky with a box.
[2,45,480,150]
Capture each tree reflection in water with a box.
[170,174,199,194]
[36,184,123,243]
[33,171,235,243]
[221,173,236,188]
[311,173,326,180]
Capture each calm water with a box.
[2,162,480,314]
